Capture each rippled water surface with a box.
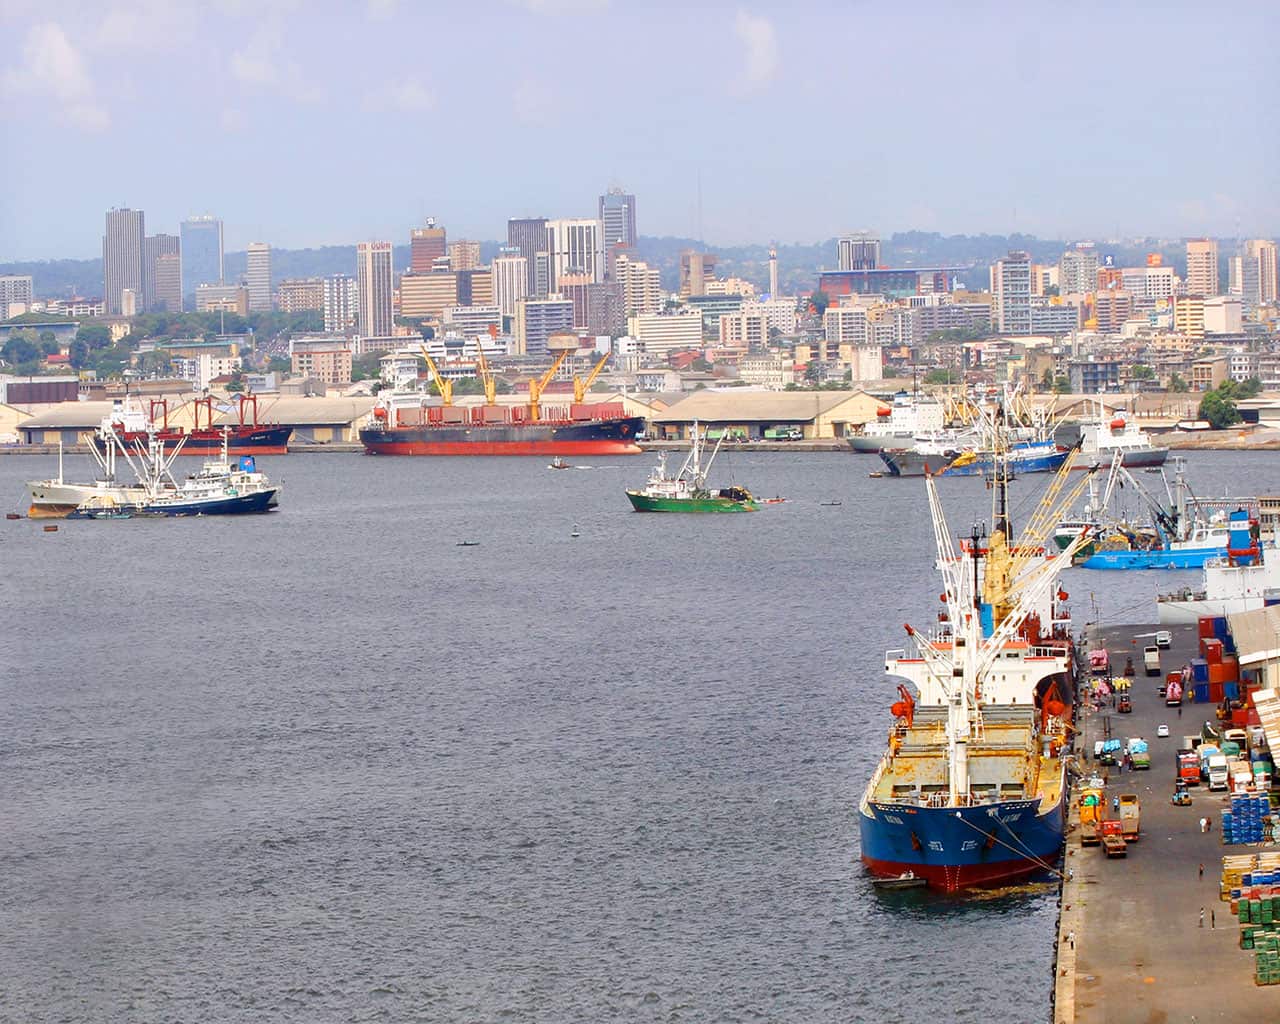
[1,449,1271,1023]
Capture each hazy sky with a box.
[1,0,1277,260]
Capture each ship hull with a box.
[847,432,917,454]
[880,446,1067,477]
[360,417,646,456]
[1073,446,1169,469]
[1080,546,1226,570]
[26,480,150,517]
[1157,595,1267,625]
[69,488,280,519]
[625,491,758,513]
[100,426,293,456]
[859,789,1065,892]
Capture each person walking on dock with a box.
[1212,909,1216,928]
[1199,862,1205,878]
[1200,907,1205,928]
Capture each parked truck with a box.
[763,427,803,441]
[1177,749,1200,786]
[1144,645,1162,676]
[1127,737,1151,770]
[1100,819,1128,857]
[1165,670,1184,706]
[1079,786,1104,846]
[1207,753,1230,791]
[1118,794,1141,841]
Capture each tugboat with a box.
[625,421,758,513]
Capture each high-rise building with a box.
[1242,239,1278,313]
[626,310,703,358]
[181,215,224,304]
[615,253,663,316]
[1186,238,1219,296]
[990,250,1032,335]
[837,233,880,272]
[1174,294,1205,339]
[195,283,249,315]
[410,220,446,273]
[1058,246,1098,296]
[278,278,326,315]
[507,217,547,295]
[103,207,145,316]
[598,188,637,254]
[492,251,528,318]
[448,240,481,271]
[514,296,574,357]
[246,243,272,312]
[356,242,394,338]
[545,219,605,285]
[152,253,182,313]
[399,272,458,319]
[0,275,34,316]
[679,250,717,297]
[323,275,358,333]
[143,232,180,311]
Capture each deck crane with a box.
[527,348,570,422]
[418,343,453,406]
[472,340,497,406]
[573,349,612,404]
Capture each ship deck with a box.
[869,704,1061,810]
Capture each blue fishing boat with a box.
[879,438,1067,477]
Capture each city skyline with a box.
[1,3,1277,261]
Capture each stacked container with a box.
[1223,854,1280,984]
[1223,795,1272,845]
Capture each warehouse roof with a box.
[653,389,876,424]
[1227,606,1280,668]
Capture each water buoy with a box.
[43,524,58,533]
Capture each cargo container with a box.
[1166,671,1184,706]
[1178,750,1201,785]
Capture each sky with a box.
[1,0,1277,261]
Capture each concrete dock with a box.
[1055,621,1276,1022]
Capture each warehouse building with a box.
[650,389,884,440]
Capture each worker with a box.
[1113,796,1120,813]
[1199,907,1205,928]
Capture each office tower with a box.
[152,253,182,313]
[990,250,1032,335]
[278,278,326,315]
[448,240,481,271]
[615,253,663,316]
[246,242,272,312]
[769,248,778,297]
[534,252,552,298]
[837,233,880,272]
[1229,256,1243,296]
[492,251,528,318]
[457,269,493,307]
[410,219,446,273]
[356,242,394,337]
[507,217,548,294]
[679,250,717,297]
[0,275,35,316]
[1242,239,1278,313]
[181,215,224,303]
[514,296,574,357]
[103,207,145,315]
[142,232,180,311]
[1058,246,1099,296]
[599,187,637,253]
[1185,238,1219,296]
[544,219,604,286]
[1173,294,1205,339]
[323,275,358,333]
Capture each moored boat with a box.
[626,422,758,513]
[1157,512,1278,623]
[847,390,946,453]
[879,438,1067,478]
[93,394,292,456]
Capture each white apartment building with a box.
[545,219,605,285]
[718,311,767,349]
[443,304,502,340]
[1186,239,1219,296]
[615,253,664,316]
[246,242,272,312]
[738,356,797,389]
[492,254,528,318]
[742,297,797,336]
[627,310,703,358]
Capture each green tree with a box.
[38,330,59,355]
[1169,373,1189,393]
[1199,388,1240,429]
[68,339,90,369]
[2,332,40,365]
[1236,376,1263,399]
[267,356,292,375]
[924,368,959,385]
[76,323,112,350]
[809,289,831,316]
[351,353,383,382]
[1052,375,1071,394]
[1130,364,1155,380]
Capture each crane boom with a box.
[473,341,497,405]
[528,349,569,421]
[573,349,612,404]
[418,343,453,406]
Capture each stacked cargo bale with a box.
[1223,855,1280,985]
[1223,794,1273,845]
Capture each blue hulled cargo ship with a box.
[859,452,1094,891]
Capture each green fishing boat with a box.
[625,422,759,513]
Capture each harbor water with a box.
[0,450,1272,1023]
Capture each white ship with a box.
[847,391,946,453]
[1075,408,1168,469]
[1157,511,1279,624]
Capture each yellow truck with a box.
[1118,794,1140,841]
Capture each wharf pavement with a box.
[1055,621,1277,1023]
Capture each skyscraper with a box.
[0,275,34,316]
[1186,238,1219,296]
[514,296,574,357]
[598,188,637,252]
[1242,239,1278,313]
[246,243,273,312]
[356,242,393,337]
[838,233,880,272]
[411,220,447,272]
[141,232,179,311]
[507,217,548,295]
[103,208,145,316]
[152,253,183,313]
[545,219,605,285]
[1058,245,1099,295]
[323,275,358,333]
[448,240,481,271]
[181,216,224,304]
[990,250,1032,335]
[492,250,529,318]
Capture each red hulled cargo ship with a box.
[360,399,644,456]
[97,394,293,456]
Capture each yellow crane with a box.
[473,341,497,406]
[528,349,570,422]
[418,342,453,406]
[573,349,612,404]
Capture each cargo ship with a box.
[359,340,644,456]
[859,452,1094,891]
[92,394,292,456]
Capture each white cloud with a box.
[219,107,247,132]
[230,23,323,103]
[94,3,196,52]
[733,10,778,94]
[364,77,437,113]
[1,21,110,130]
